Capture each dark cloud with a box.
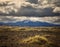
[26,0,38,4]
[0,0,60,17]
[16,5,60,16]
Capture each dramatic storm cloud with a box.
[0,0,60,25]
[0,0,60,16]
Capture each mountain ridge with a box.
[0,20,60,27]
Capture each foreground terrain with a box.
[0,26,60,47]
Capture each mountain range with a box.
[0,20,60,27]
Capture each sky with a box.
[0,0,60,25]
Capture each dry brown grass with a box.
[20,35,58,47]
[0,26,60,47]
[21,35,49,44]
[0,26,60,32]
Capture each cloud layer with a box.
[0,0,60,25]
[0,0,60,16]
[0,16,60,24]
